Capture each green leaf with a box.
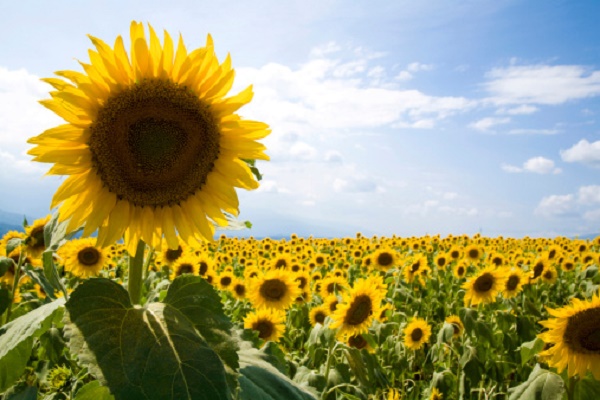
[6,386,37,400]
[459,308,478,335]
[519,338,545,366]
[6,238,21,256]
[0,298,65,392]
[508,364,565,400]
[238,345,317,400]
[43,211,82,252]
[0,288,10,316]
[74,381,115,400]
[42,251,66,296]
[64,278,232,400]
[437,322,455,344]
[39,327,65,364]
[23,265,56,300]
[574,374,600,400]
[0,256,13,277]
[163,275,239,384]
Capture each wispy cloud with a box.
[502,156,561,174]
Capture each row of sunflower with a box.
[1,220,599,399]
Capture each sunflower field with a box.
[1,220,600,400]
[1,21,600,400]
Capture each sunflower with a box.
[329,278,384,338]
[269,253,292,270]
[403,317,432,350]
[217,270,235,291]
[541,265,558,284]
[319,275,347,298]
[231,279,247,299]
[538,293,600,379]
[445,315,464,338]
[59,238,108,278]
[169,254,199,280]
[346,334,374,352]
[403,255,428,283]
[24,215,51,258]
[529,257,549,282]
[156,241,188,268]
[309,304,329,326]
[464,244,482,263]
[247,268,300,311]
[453,260,468,279]
[243,308,286,343]
[371,248,397,271]
[462,266,506,307]
[502,267,527,299]
[434,253,449,270]
[28,22,270,255]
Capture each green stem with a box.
[142,246,155,281]
[4,250,25,324]
[128,240,146,305]
[321,340,339,399]
[567,376,577,400]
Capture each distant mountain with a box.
[0,209,33,238]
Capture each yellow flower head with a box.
[403,317,432,350]
[538,293,600,380]
[28,22,270,255]
[244,308,286,343]
[247,268,301,311]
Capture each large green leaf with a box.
[238,344,317,400]
[163,275,239,373]
[508,364,565,400]
[64,278,232,400]
[0,298,65,392]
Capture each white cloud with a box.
[484,64,600,105]
[496,105,539,115]
[309,41,341,58]
[469,117,510,132]
[407,62,433,73]
[560,139,600,167]
[535,194,575,217]
[289,142,317,161]
[503,157,561,174]
[583,209,600,221]
[256,180,290,194]
[333,176,381,193]
[578,185,600,205]
[507,128,560,135]
[324,150,343,163]
[523,157,561,174]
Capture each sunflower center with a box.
[176,263,194,276]
[474,273,494,293]
[275,259,287,269]
[260,279,287,301]
[253,320,274,340]
[348,334,368,349]
[344,295,373,326]
[29,226,46,251]
[314,311,326,324]
[411,328,423,342]
[533,262,544,278]
[166,246,183,262]
[457,266,465,276]
[199,261,209,275]
[377,253,393,267]
[468,249,479,259]
[564,307,600,354]
[451,323,460,335]
[506,275,520,291]
[411,262,420,273]
[296,276,307,289]
[234,284,246,296]
[78,247,100,266]
[220,276,232,286]
[89,78,220,207]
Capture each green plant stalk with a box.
[142,246,155,281]
[4,249,25,324]
[321,340,339,399]
[567,376,577,400]
[128,240,146,305]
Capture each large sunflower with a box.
[538,293,600,379]
[28,22,270,254]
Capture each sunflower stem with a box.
[4,249,25,324]
[567,375,577,400]
[128,240,146,305]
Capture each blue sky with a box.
[1,0,599,238]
